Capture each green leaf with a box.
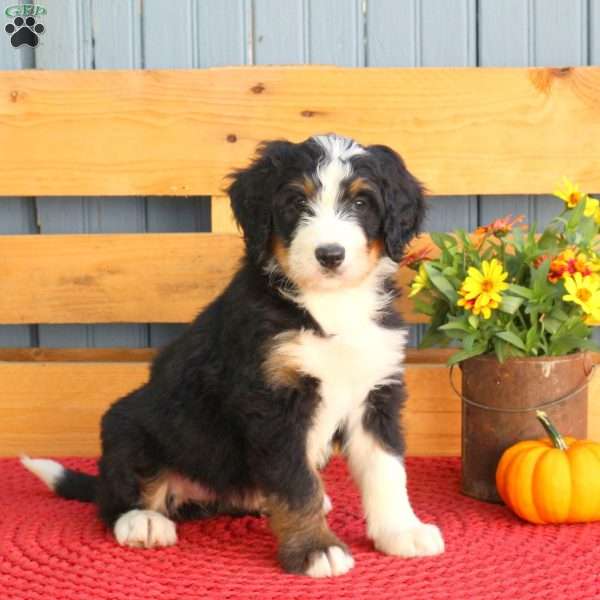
[430,232,457,251]
[412,297,436,316]
[439,320,472,333]
[507,284,534,299]
[447,344,487,366]
[423,262,458,304]
[549,335,599,356]
[538,227,560,251]
[495,331,526,351]
[541,317,561,335]
[498,295,524,315]
[525,326,539,353]
[468,315,479,329]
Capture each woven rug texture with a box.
[1,457,598,600]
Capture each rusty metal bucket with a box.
[456,352,592,503]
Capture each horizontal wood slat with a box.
[0,356,597,457]
[0,232,431,325]
[2,67,600,196]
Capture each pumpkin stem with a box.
[536,410,568,450]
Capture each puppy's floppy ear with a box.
[367,144,426,262]
[227,140,294,264]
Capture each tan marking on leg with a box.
[141,471,171,514]
[267,479,352,576]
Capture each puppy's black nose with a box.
[315,244,345,269]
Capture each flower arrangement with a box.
[406,178,600,365]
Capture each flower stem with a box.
[536,410,568,450]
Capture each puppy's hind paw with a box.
[114,509,177,549]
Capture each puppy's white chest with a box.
[292,287,407,466]
[297,287,406,393]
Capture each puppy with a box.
[23,134,444,577]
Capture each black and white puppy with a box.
[23,134,443,577]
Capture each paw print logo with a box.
[5,16,45,48]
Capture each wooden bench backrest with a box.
[2,66,600,327]
[1,66,600,457]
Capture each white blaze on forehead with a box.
[285,135,373,291]
[313,135,365,211]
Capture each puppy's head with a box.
[227,134,425,291]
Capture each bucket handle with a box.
[449,362,596,413]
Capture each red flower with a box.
[475,214,525,238]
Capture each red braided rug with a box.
[1,457,598,600]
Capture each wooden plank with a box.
[0,347,595,366]
[0,232,436,325]
[211,196,238,234]
[0,359,597,457]
[0,233,239,325]
[2,67,600,196]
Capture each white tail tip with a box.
[21,455,64,491]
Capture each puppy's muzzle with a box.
[315,244,345,270]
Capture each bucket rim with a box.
[459,350,590,366]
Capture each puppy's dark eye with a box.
[285,192,307,207]
[353,197,369,210]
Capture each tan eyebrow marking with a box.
[347,177,377,197]
[289,175,318,199]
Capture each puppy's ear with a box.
[227,140,293,264]
[367,145,426,262]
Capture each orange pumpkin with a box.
[496,411,600,524]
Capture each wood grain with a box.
[0,232,432,325]
[2,67,600,196]
[0,358,597,457]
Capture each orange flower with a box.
[475,214,525,239]
[547,248,596,283]
[400,246,432,268]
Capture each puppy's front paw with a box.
[375,523,444,558]
[114,509,177,548]
[279,540,354,577]
[305,546,355,578]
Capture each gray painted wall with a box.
[1,0,598,348]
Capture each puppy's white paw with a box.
[114,509,177,549]
[322,494,333,515]
[375,523,444,558]
[305,546,355,578]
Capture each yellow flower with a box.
[583,196,600,225]
[563,272,600,320]
[457,259,509,319]
[554,177,589,209]
[409,263,428,297]
[584,196,599,219]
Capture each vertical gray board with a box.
[35,0,148,348]
[367,0,478,235]
[479,0,587,228]
[254,0,307,64]
[143,0,248,347]
[367,0,478,345]
[306,0,364,66]
[0,0,35,347]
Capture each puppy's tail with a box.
[21,456,97,503]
